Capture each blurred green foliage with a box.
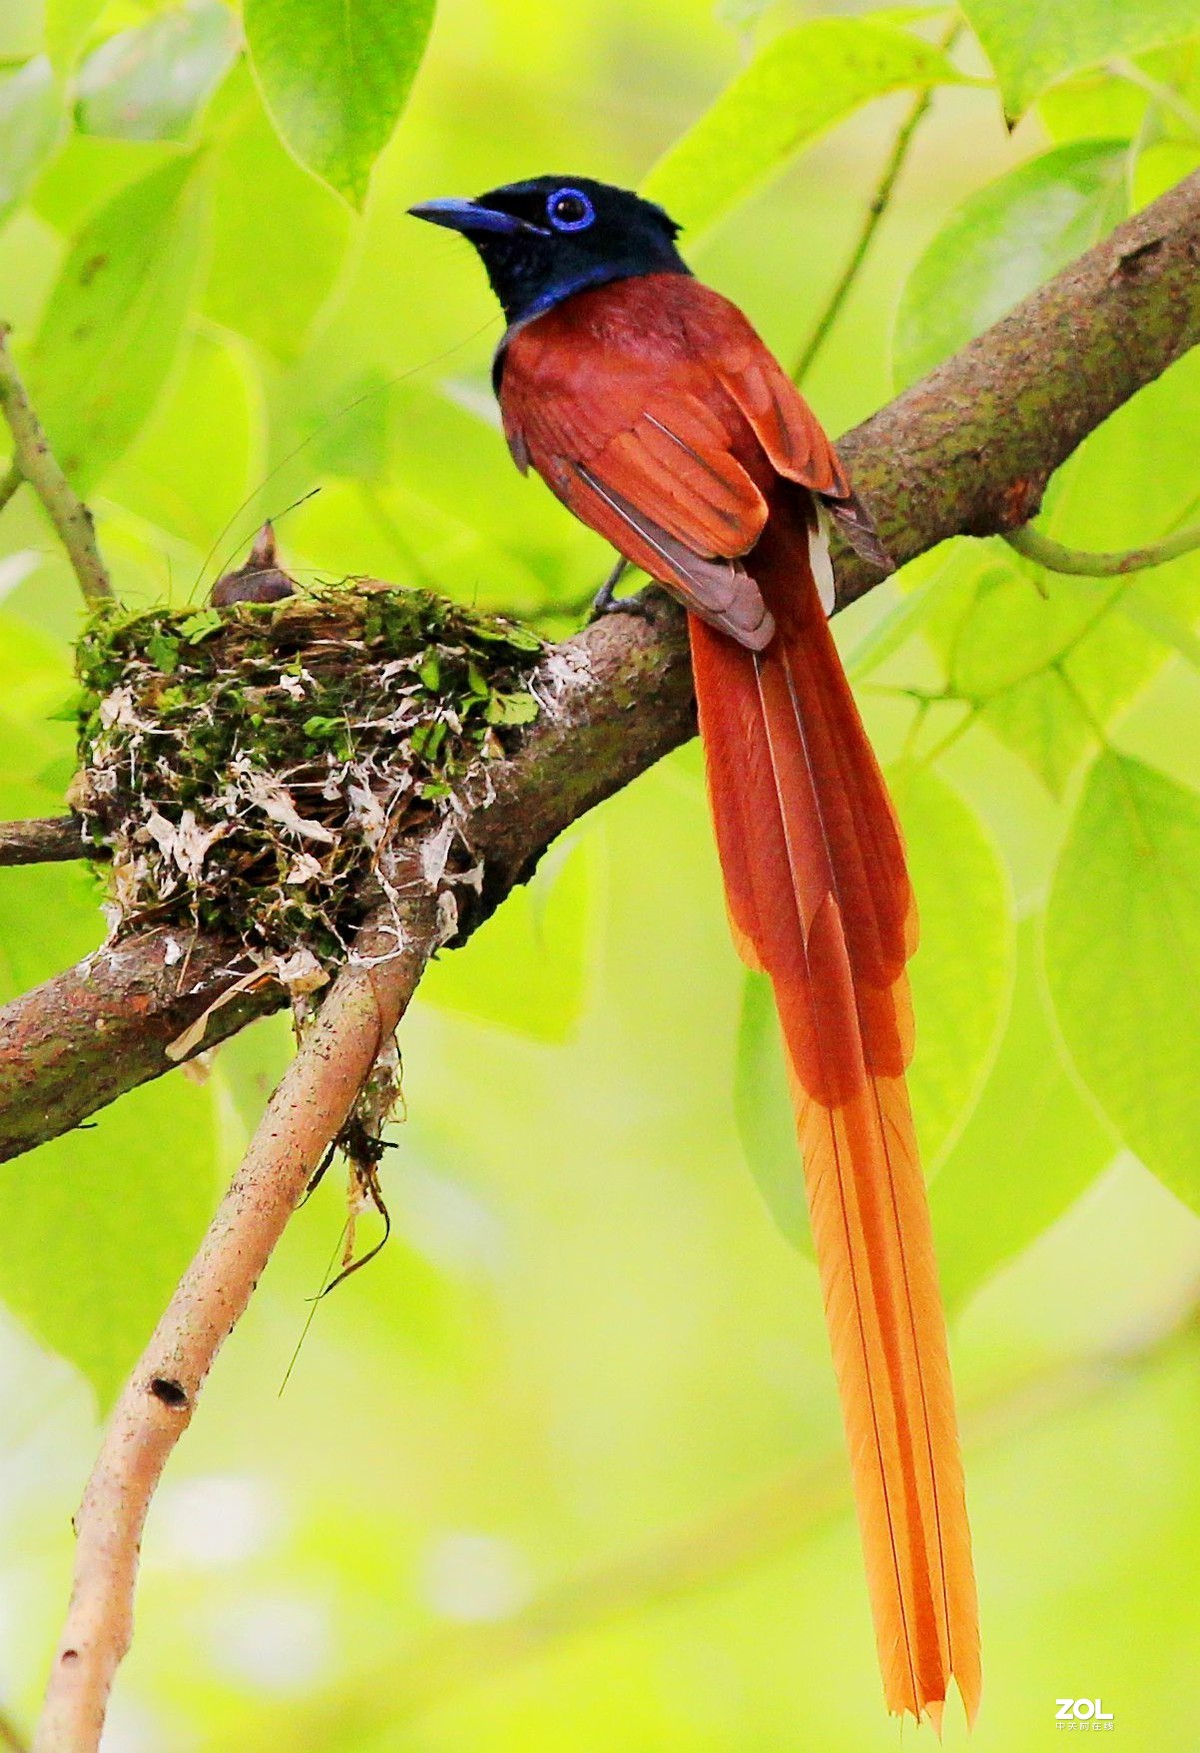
[2,0,1200,1747]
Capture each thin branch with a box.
[836,169,1200,600]
[792,18,963,385]
[0,326,113,608]
[1005,518,1200,577]
[0,461,22,515]
[32,897,440,1753]
[0,817,86,867]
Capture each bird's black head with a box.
[409,175,689,328]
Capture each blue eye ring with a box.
[547,187,594,232]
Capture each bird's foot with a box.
[588,560,654,624]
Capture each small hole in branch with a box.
[149,1376,188,1409]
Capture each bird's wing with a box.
[500,276,887,641]
[702,296,892,571]
[500,279,788,645]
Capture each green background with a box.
[2,0,1200,1747]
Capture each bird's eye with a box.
[547,187,594,232]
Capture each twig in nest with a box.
[324,1122,396,1293]
[33,897,439,1753]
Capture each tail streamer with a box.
[689,500,981,1726]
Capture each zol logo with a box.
[1056,1699,1115,1731]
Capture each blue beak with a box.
[408,198,548,238]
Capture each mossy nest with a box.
[73,580,547,964]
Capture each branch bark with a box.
[33,898,439,1753]
[0,817,87,867]
[0,326,113,608]
[2,169,1200,1158]
[0,929,282,1163]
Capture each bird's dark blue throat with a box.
[409,175,690,335]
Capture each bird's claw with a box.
[588,560,654,624]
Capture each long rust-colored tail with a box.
[690,503,981,1726]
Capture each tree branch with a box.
[0,326,113,608]
[832,168,1200,603]
[3,169,1200,1158]
[0,462,22,516]
[0,929,282,1163]
[32,897,439,1753]
[0,817,87,867]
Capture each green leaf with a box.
[960,0,1200,116]
[895,763,1013,1167]
[45,0,106,74]
[179,606,224,643]
[76,0,239,143]
[201,62,351,358]
[485,691,538,726]
[102,328,260,551]
[921,350,1200,795]
[24,153,210,492]
[0,1073,218,1409]
[733,766,1012,1250]
[894,139,1129,388]
[1038,65,1152,142]
[735,971,810,1250]
[209,1011,293,1144]
[1045,751,1200,1211]
[419,831,593,1043]
[642,17,967,239]
[931,919,1115,1312]
[0,617,103,1004]
[243,0,435,207]
[0,56,63,228]
[0,0,40,63]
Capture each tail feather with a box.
[690,505,980,1725]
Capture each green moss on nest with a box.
[75,581,545,961]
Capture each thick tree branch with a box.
[0,930,282,1163]
[2,170,1200,1158]
[832,170,1200,603]
[0,817,87,867]
[33,898,439,1753]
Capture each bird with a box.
[409,174,980,1726]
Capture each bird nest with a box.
[72,580,547,970]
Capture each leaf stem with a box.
[1108,56,1200,140]
[0,325,113,608]
[792,18,963,384]
[1005,519,1200,577]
